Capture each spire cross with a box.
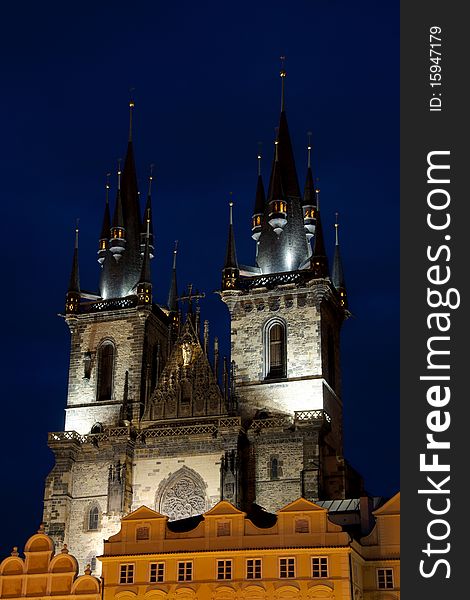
[280,55,286,111]
[75,219,79,249]
[335,212,340,245]
[128,89,135,142]
[307,131,312,169]
[257,142,262,176]
[178,283,205,314]
[172,240,178,269]
[148,163,154,196]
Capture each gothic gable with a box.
[143,318,225,420]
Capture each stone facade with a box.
[44,92,366,577]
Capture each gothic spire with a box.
[66,221,80,314]
[332,212,347,308]
[310,187,329,278]
[68,221,80,293]
[251,149,266,241]
[137,208,152,305]
[303,133,317,241]
[109,163,126,261]
[141,165,155,258]
[167,241,179,312]
[98,174,111,265]
[255,64,309,274]
[222,196,240,290]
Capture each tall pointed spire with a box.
[255,63,309,274]
[109,161,126,261]
[66,221,80,314]
[141,164,155,259]
[251,146,266,241]
[332,212,347,308]
[303,132,317,241]
[137,208,152,305]
[98,174,111,265]
[310,185,329,278]
[280,55,286,112]
[167,241,179,311]
[128,93,134,142]
[222,195,240,290]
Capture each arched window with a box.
[97,342,114,401]
[88,506,99,531]
[264,319,287,379]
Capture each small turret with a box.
[141,166,155,259]
[302,133,317,240]
[167,241,179,312]
[137,208,152,305]
[267,139,287,235]
[65,222,80,314]
[310,188,329,278]
[251,150,265,241]
[109,163,126,261]
[97,174,111,265]
[332,212,347,308]
[221,197,240,290]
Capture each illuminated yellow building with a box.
[98,496,400,600]
[0,527,100,600]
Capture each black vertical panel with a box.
[401,2,467,596]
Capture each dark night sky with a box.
[0,1,398,557]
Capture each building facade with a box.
[44,73,366,572]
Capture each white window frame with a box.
[177,561,193,582]
[376,567,394,589]
[149,562,165,583]
[312,556,329,578]
[119,563,135,584]
[246,558,262,580]
[217,559,233,580]
[279,557,296,578]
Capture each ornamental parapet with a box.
[249,409,331,433]
[48,417,242,447]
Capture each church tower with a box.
[44,77,364,575]
[44,102,241,574]
[220,67,361,510]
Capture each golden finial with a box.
[75,218,79,249]
[148,163,154,196]
[280,55,286,111]
[128,88,135,142]
[307,131,312,169]
[335,212,340,245]
[173,240,178,269]
[257,142,262,176]
[117,158,122,190]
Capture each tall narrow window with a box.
[97,342,114,401]
[88,506,99,531]
[327,329,336,390]
[270,457,279,480]
[265,320,286,379]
